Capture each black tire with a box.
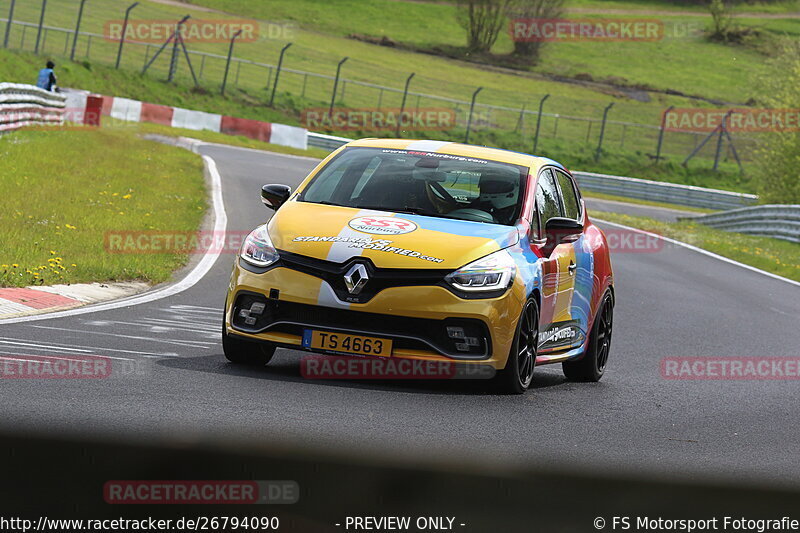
[222,318,276,366]
[562,290,613,382]
[495,298,539,394]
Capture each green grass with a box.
[0,0,787,192]
[567,0,800,14]
[0,127,206,288]
[595,211,800,281]
[582,191,714,214]
[182,0,800,103]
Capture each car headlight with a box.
[240,225,279,267]
[445,249,516,293]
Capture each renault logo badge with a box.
[344,264,369,295]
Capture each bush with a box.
[753,39,800,204]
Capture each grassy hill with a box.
[2,0,793,192]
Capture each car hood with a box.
[268,201,520,270]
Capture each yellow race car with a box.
[223,139,614,393]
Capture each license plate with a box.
[302,330,392,357]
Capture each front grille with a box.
[278,251,450,304]
[231,292,491,359]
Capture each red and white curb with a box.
[0,282,149,319]
[64,90,308,149]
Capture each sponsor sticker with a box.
[539,320,584,350]
[292,236,443,263]
[348,216,418,235]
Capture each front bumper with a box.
[225,260,526,370]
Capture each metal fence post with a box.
[115,2,139,69]
[595,102,615,160]
[221,29,243,95]
[713,116,726,171]
[396,72,415,136]
[34,0,47,55]
[532,94,550,154]
[515,103,526,133]
[3,0,16,49]
[70,0,87,60]
[168,16,190,83]
[464,86,483,144]
[656,106,673,163]
[329,56,348,116]
[270,42,292,106]
[683,110,733,167]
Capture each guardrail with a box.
[308,132,353,152]
[679,205,800,243]
[572,171,757,210]
[307,133,758,210]
[0,83,66,133]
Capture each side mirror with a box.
[545,217,584,244]
[261,184,292,211]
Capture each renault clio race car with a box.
[223,139,614,393]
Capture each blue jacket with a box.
[36,68,56,91]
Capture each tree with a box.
[708,0,733,41]
[455,0,514,54]
[753,38,800,203]
[509,0,566,65]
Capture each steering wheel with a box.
[426,181,460,211]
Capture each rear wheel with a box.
[222,318,276,366]
[495,298,539,394]
[562,290,613,382]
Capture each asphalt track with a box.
[1,143,798,489]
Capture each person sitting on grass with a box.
[36,61,57,92]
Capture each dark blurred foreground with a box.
[0,431,797,531]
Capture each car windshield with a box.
[299,147,529,226]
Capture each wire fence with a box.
[0,0,759,169]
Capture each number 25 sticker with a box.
[349,216,418,235]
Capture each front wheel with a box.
[495,298,539,394]
[222,319,276,366]
[562,290,613,382]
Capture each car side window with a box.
[536,169,562,231]
[554,170,581,220]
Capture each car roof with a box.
[343,138,566,174]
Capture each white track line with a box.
[30,325,216,348]
[594,218,800,288]
[0,337,176,357]
[168,305,222,312]
[0,340,93,353]
[0,154,228,325]
[0,353,135,362]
